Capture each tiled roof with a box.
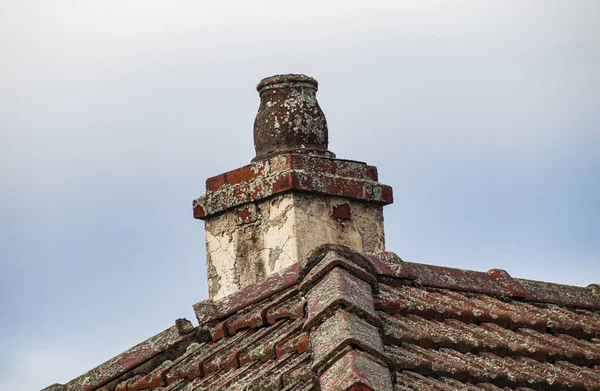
[44,246,600,391]
[371,253,600,390]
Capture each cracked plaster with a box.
[205,193,385,299]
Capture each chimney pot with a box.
[253,74,335,161]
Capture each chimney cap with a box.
[257,74,318,94]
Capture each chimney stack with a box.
[193,74,393,299]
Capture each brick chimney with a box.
[193,74,393,299]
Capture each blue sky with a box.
[1,1,599,389]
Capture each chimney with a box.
[193,74,393,299]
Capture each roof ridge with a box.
[368,252,600,310]
[300,246,394,391]
[193,244,397,390]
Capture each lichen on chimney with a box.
[194,74,393,299]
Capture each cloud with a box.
[1,1,598,390]
[0,346,95,390]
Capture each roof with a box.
[44,245,600,391]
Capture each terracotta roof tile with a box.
[388,344,600,389]
[371,252,600,310]
[311,309,386,374]
[377,270,600,390]
[193,263,300,324]
[394,371,537,390]
[46,247,600,391]
[305,266,378,331]
[318,349,393,391]
[377,284,600,337]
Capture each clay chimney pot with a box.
[253,74,335,161]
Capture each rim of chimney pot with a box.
[256,74,318,94]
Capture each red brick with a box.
[236,207,253,224]
[249,182,263,200]
[194,154,393,219]
[365,165,378,181]
[224,164,255,186]
[271,172,293,193]
[332,203,351,220]
[192,203,206,219]
[232,182,249,204]
[206,174,225,192]
[379,184,393,204]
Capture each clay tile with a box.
[300,246,378,292]
[319,349,393,391]
[302,244,377,277]
[304,267,379,331]
[265,297,306,324]
[310,309,386,374]
[211,321,227,342]
[282,366,314,388]
[193,263,300,325]
[193,300,220,325]
[588,284,600,296]
[365,252,402,276]
[487,268,527,298]
[516,278,600,309]
[226,309,264,335]
[114,378,129,391]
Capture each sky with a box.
[0,1,598,389]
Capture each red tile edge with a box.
[514,278,600,309]
[368,252,600,310]
[59,324,195,391]
[300,250,378,293]
[193,263,300,325]
[304,267,380,333]
[192,153,393,220]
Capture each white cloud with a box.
[1,1,598,390]
[0,347,98,391]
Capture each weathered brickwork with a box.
[204,193,385,299]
